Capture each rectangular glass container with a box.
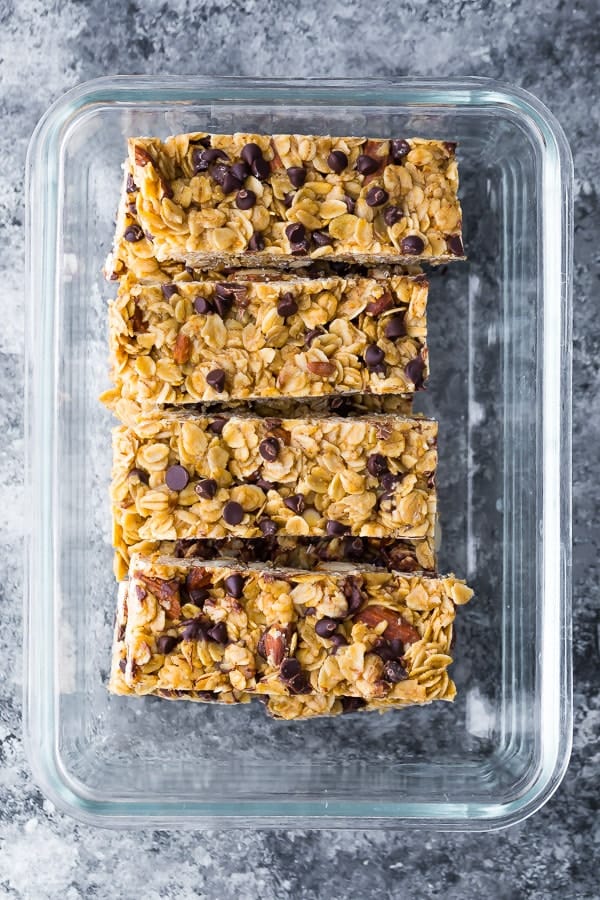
[24,76,573,830]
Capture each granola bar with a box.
[108,555,473,720]
[104,166,426,284]
[127,133,464,269]
[111,411,437,558]
[104,271,428,407]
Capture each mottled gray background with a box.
[1,1,598,898]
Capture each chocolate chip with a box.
[383,205,403,227]
[235,188,256,210]
[206,369,226,392]
[165,465,189,491]
[327,150,348,173]
[329,633,348,652]
[224,573,244,598]
[195,478,218,499]
[128,467,148,485]
[213,293,233,318]
[292,239,310,256]
[384,316,406,339]
[343,195,356,214]
[326,519,350,537]
[390,139,411,163]
[366,186,389,207]
[248,231,265,252]
[221,169,243,194]
[280,657,300,679]
[312,230,333,247]
[161,283,179,300]
[190,135,211,148]
[401,235,425,255]
[342,576,364,616]
[251,156,270,180]
[284,493,305,514]
[157,635,178,654]
[381,472,401,492]
[405,354,426,389]
[285,222,306,244]
[258,517,277,536]
[197,147,228,171]
[194,296,214,315]
[383,659,407,683]
[367,453,389,477]
[364,344,385,370]
[259,437,279,461]
[192,147,228,172]
[223,501,244,526]
[209,162,228,186]
[118,659,127,673]
[304,607,317,617]
[356,154,379,176]
[207,418,226,435]
[241,142,263,165]
[305,327,325,346]
[447,234,464,256]
[287,166,306,188]
[288,673,311,694]
[207,622,228,644]
[182,617,206,641]
[341,696,366,712]
[276,292,298,318]
[256,477,274,491]
[231,161,250,181]
[188,588,209,606]
[315,617,338,638]
[342,536,366,560]
[214,283,236,301]
[283,191,295,209]
[123,224,144,242]
[126,173,138,193]
[372,638,394,661]
[196,691,219,702]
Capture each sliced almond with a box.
[173,332,191,364]
[307,360,336,378]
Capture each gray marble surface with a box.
[1,1,598,898]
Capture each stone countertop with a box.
[1,1,598,898]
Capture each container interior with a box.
[27,81,570,826]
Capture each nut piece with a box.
[306,360,337,378]
[257,623,294,667]
[354,604,420,644]
[173,332,191,365]
[134,144,154,167]
[137,573,181,619]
